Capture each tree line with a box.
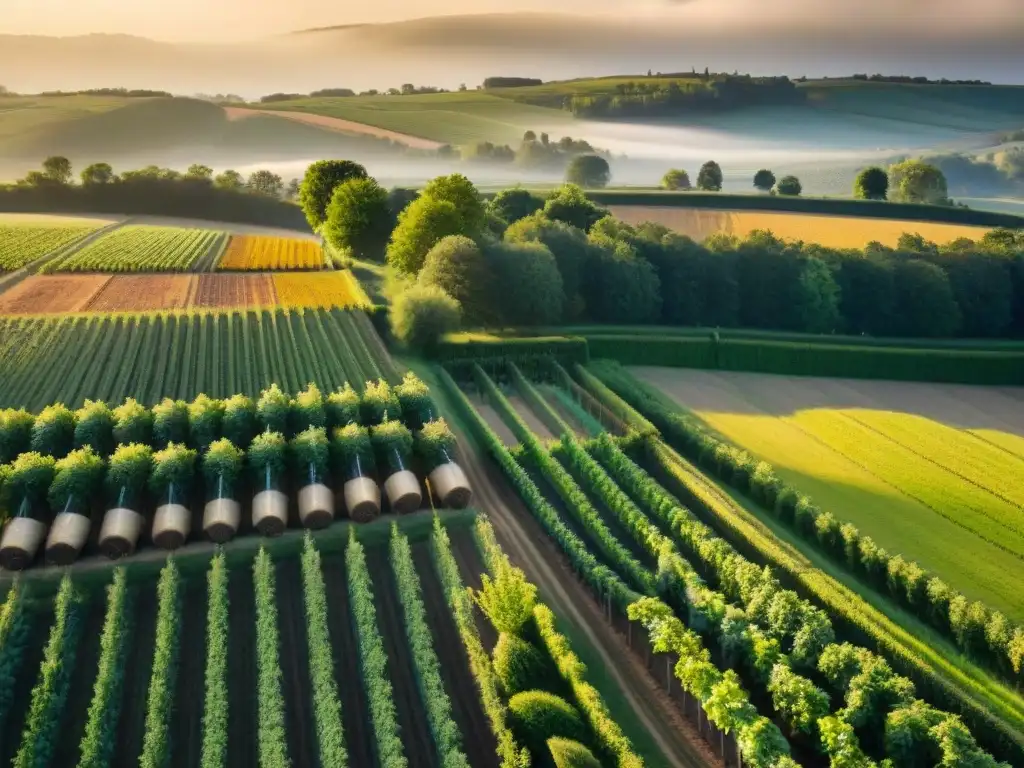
[295,159,1024,350]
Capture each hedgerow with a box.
[0,581,30,726]
[493,633,550,697]
[200,553,230,768]
[390,527,471,768]
[300,534,348,767]
[507,690,588,752]
[252,548,289,768]
[78,568,131,768]
[346,532,407,768]
[139,559,182,768]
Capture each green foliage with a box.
[253,549,289,768]
[430,518,531,768]
[325,383,361,429]
[149,443,198,497]
[331,423,375,477]
[476,557,538,636]
[421,173,486,236]
[110,398,152,448]
[0,408,34,464]
[753,169,776,193]
[13,574,81,768]
[222,394,257,448]
[47,446,104,512]
[5,451,57,511]
[257,384,291,436]
[890,159,949,204]
[395,372,435,427]
[418,235,495,326]
[767,663,831,735]
[547,738,600,768]
[504,213,591,321]
[697,161,723,191]
[200,554,229,768]
[795,257,841,333]
[660,169,691,191]
[508,691,588,752]
[299,159,369,230]
[391,528,471,768]
[493,633,550,697]
[417,418,456,468]
[202,438,244,492]
[74,400,115,456]
[188,395,224,452]
[371,419,414,472]
[346,533,408,768]
[775,175,802,196]
[485,239,565,326]
[361,379,402,424]
[105,443,152,499]
[489,188,544,225]
[586,239,661,324]
[78,568,130,768]
[291,426,330,480]
[565,155,611,188]
[387,196,464,275]
[139,559,182,768]
[301,536,348,766]
[543,185,608,232]
[248,431,287,479]
[390,284,463,354]
[0,582,30,726]
[30,403,76,458]
[324,176,393,262]
[855,167,889,200]
[292,382,326,433]
[891,259,961,337]
[152,398,189,448]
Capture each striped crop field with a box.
[193,274,277,308]
[217,235,324,270]
[607,206,994,249]
[0,275,111,313]
[274,271,371,309]
[0,224,102,271]
[86,274,198,311]
[0,307,391,408]
[633,366,1024,620]
[41,225,224,273]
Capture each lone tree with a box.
[696,161,723,191]
[565,155,611,188]
[299,159,369,230]
[889,160,948,205]
[42,156,73,185]
[661,169,691,190]
[775,175,802,196]
[324,177,393,262]
[854,167,889,200]
[753,169,776,193]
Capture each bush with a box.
[507,691,588,751]
[418,235,495,326]
[324,177,394,262]
[661,169,691,191]
[484,240,565,325]
[489,188,544,224]
[493,633,550,696]
[543,185,608,232]
[547,738,601,768]
[390,284,462,354]
[775,176,802,196]
[854,167,889,200]
[387,196,464,275]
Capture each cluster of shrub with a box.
[3,156,307,229]
[0,87,173,98]
[836,74,991,85]
[911,150,1024,196]
[258,83,451,103]
[461,130,604,171]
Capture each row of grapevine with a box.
[389,526,471,768]
[0,308,389,410]
[42,226,222,273]
[139,559,182,768]
[0,224,100,272]
[0,581,29,726]
[252,549,289,768]
[201,553,229,768]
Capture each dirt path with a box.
[445,411,713,768]
[225,107,445,151]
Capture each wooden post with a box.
[665,656,671,691]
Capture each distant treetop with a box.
[483,77,544,89]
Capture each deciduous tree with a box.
[697,160,723,191]
[299,159,369,230]
[324,177,393,262]
[753,169,776,193]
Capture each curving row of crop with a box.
[42,226,222,273]
[200,553,229,768]
[590,433,1015,766]
[587,360,1024,688]
[253,548,290,768]
[78,568,131,768]
[437,366,638,609]
[300,534,347,767]
[346,533,407,768]
[13,574,81,768]
[139,559,182,768]
[430,517,530,768]
[0,581,30,726]
[390,526,471,768]
[471,364,654,595]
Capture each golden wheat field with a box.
[273,271,371,309]
[607,206,993,248]
[217,235,324,270]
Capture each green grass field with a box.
[633,366,1024,621]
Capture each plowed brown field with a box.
[0,275,110,314]
[86,275,197,311]
[194,274,277,308]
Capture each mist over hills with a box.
[1,11,1022,96]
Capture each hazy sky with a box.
[4,0,1020,42]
